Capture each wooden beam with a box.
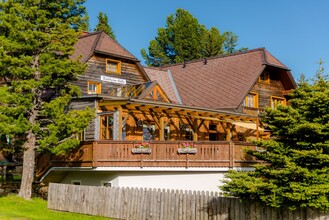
[117,107,123,140]
[193,118,199,141]
[98,100,128,107]
[159,117,165,140]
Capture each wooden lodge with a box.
[36,31,296,192]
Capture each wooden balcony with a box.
[36,141,259,179]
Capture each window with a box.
[106,59,121,74]
[164,125,170,140]
[143,123,155,141]
[101,115,113,140]
[77,130,85,141]
[180,124,193,141]
[244,92,258,108]
[209,124,218,141]
[259,72,270,83]
[271,96,286,108]
[101,181,112,187]
[87,81,101,94]
[71,180,81,185]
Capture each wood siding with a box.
[70,99,96,141]
[242,69,289,116]
[72,55,148,96]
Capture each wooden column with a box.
[159,116,165,141]
[193,119,198,141]
[117,107,123,140]
[224,123,232,141]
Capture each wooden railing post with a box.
[229,141,234,168]
[140,153,144,168]
[92,141,97,167]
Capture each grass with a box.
[0,195,109,220]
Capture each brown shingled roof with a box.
[146,48,295,110]
[71,31,137,62]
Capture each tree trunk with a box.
[18,55,40,200]
[18,132,36,200]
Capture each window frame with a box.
[71,180,81,185]
[106,58,121,74]
[87,81,101,94]
[244,92,259,108]
[100,115,114,140]
[270,96,286,108]
[259,72,270,84]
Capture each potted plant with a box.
[177,142,197,154]
[132,142,151,154]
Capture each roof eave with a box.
[263,62,290,71]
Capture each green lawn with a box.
[0,195,109,220]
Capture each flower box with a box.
[177,148,197,154]
[131,148,151,154]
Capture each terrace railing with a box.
[36,141,259,179]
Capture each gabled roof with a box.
[144,67,181,104]
[145,48,296,110]
[71,31,137,62]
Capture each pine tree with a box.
[0,0,94,200]
[94,12,116,40]
[78,11,90,31]
[141,9,244,67]
[221,69,329,211]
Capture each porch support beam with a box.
[117,106,123,140]
[159,116,165,140]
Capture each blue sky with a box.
[85,0,329,80]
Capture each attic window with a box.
[244,92,258,108]
[106,59,121,74]
[259,72,270,84]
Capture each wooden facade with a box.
[35,32,296,185]
[242,67,294,117]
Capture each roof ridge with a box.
[160,47,266,69]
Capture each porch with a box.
[36,140,259,180]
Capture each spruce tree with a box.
[0,0,94,200]
[221,69,329,211]
[94,12,116,40]
[141,8,244,67]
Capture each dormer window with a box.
[259,72,270,84]
[106,59,121,74]
[244,92,258,108]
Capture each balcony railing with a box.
[36,141,259,179]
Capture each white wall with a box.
[116,171,225,192]
[60,171,226,192]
